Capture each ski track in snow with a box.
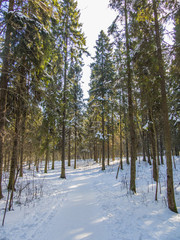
[32,165,109,240]
[0,158,180,240]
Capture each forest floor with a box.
[0,157,180,240]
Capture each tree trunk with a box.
[156,132,160,165]
[61,103,66,178]
[125,135,129,165]
[119,104,123,170]
[124,109,129,165]
[52,139,55,170]
[68,129,71,166]
[111,109,115,161]
[102,108,105,170]
[107,113,110,166]
[35,156,39,172]
[8,95,21,190]
[93,141,97,162]
[142,131,146,162]
[44,139,49,173]
[61,36,68,179]
[19,108,26,177]
[0,0,15,198]
[107,137,110,166]
[74,124,77,169]
[146,132,151,165]
[160,133,164,164]
[152,0,177,213]
[149,108,158,182]
[125,0,136,192]
[4,150,7,172]
[19,63,27,177]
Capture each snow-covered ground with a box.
[0,157,180,240]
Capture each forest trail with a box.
[1,159,180,240]
[33,164,109,240]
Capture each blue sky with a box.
[77,0,117,99]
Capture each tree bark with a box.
[102,108,105,170]
[124,108,129,165]
[8,93,21,190]
[142,131,146,162]
[160,133,164,164]
[111,108,115,161]
[149,108,158,182]
[19,63,27,177]
[94,141,98,162]
[74,123,77,169]
[119,99,123,170]
[60,36,68,179]
[19,108,26,177]
[44,139,49,173]
[107,113,110,166]
[68,129,71,166]
[125,0,136,192]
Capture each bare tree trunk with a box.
[152,0,177,213]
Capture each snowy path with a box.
[1,159,180,240]
[33,165,109,240]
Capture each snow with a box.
[142,122,149,130]
[95,131,104,139]
[0,157,180,240]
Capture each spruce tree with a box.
[59,0,86,178]
[0,0,15,198]
[89,30,115,170]
[151,0,178,213]
[110,0,136,192]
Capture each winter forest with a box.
[0,0,180,239]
